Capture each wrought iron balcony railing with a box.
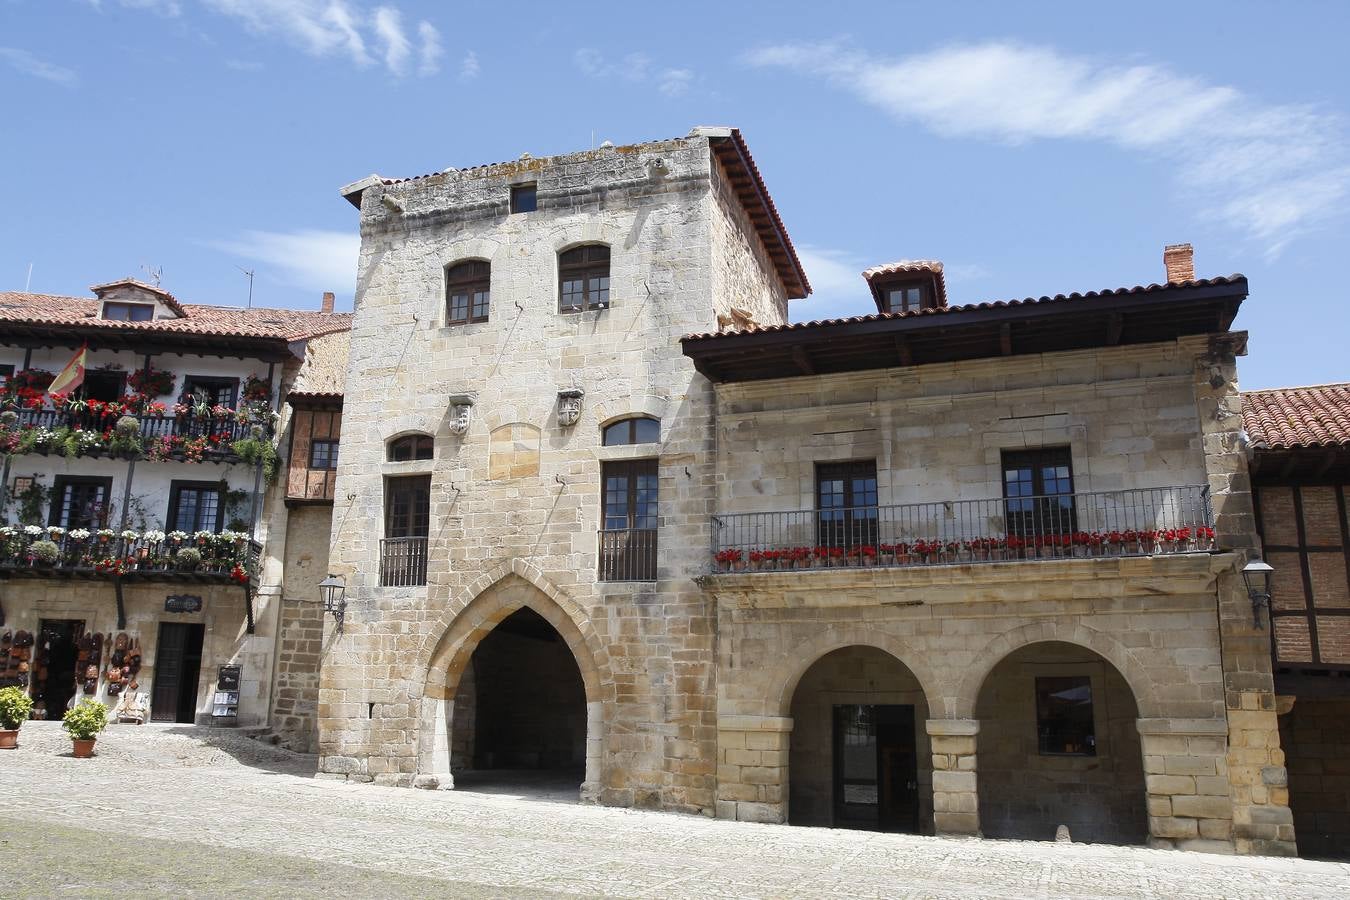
[598,528,658,582]
[711,485,1214,573]
[5,408,262,460]
[380,537,429,587]
[0,529,259,583]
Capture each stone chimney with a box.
[1164,243,1195,284]
[321,291,335,314]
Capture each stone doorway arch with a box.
[415,563,610,800]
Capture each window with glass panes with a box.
[50,477,112,529]
[602,416,660,446]
[385,475,431,539]
[445,260,490,325]
[181,376,237,408]
[884,284,928,313]
[309,439,339,469]
[102,302,154,321]
[558,245,610,312]
[167,482,223,532]
[1035,675,1096,755]
[1001,447,1076,536]
[600,459,658,580]
[815,461,879,548]
[387,434,433,461]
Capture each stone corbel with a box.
[447,394,475,436]
[557,389,584,428]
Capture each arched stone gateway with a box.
[974,640,1147,845]
[414,564,610,801]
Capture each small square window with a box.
[510,184,537,213]
[310,439,339,470]
[1035,675,1096,756]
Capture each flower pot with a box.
[0,729,17,750]
[71,738,96,758]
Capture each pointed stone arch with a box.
[414,559,611,797]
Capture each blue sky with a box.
[2,1,1347,390]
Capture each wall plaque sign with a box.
[164,595,202,613]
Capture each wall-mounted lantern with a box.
[318,573,347,634]
[1241,559,1274,629]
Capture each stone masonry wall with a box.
[319,135,787,814]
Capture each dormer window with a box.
[102,302,155,322]
[882,281,934,314]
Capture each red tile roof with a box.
[1243,383,1350,450]
[861,259,948,309]
[683,274,1245,341]
[89,278,188,316]
[0,291,352,342]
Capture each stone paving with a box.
[1,723,1347,899]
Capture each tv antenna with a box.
[140,264,163,287]
[236,266,255,308]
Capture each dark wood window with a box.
[510,183,537,213]
[884,284,931,314]
[599,459,658,581]
[559,245,611,312]
[385,475,431,539]
[167,481,224,532]
[388,434,433,462]
[816,461,878,548]
[49,476,113,529]
[82,369,126,402]
[1035,675,1096,756]
[309,439,339,470]
[602,416,660,446]
[382,475,430,587]
[1002,447,1076,536]
[102,302,154,321]
[445,261,490,325]
[182,376,237,408]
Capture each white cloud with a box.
[0,47,78,86]
[208,228,359,297]
[797,246,864,301]
[118,0,183,15]
[658,68,692,97]
[419,22,444,77]
[575,48,690,95]
[746,40,1350,256]
[457,49,479,82]
[372,6,410,75]
[224,58,264,71]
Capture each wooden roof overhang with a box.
[1250,446,1350,485]
[286,391,345,411]
[0,323,294,363]
[682,278,1247,383]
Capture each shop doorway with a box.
[34,619,84,719]
[833,704,920,832]
[151,622,204,723]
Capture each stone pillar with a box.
[928,719,979,836]
[581,700,603,803]
[715,715,791,823]
[1189,335,1297,856]
[1138,718,1234,851]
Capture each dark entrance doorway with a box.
[151,622,204,723]
[449,608,586,801]
[833,704,919,832]
[34,619,84,720]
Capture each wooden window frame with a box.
[1001,447,1077,536]
[82,369,127,402]
[558,245,611,313]
[601,416,660,447]
[181,375,238,409]
[510,183,537,214]
[815,460,879,548]
[309,439,339,470]
[102,301,155,322]
[166,480,225,533]
[384,475,431,539]
[1034,674,1097,756]
[387,434,434,462]
[49,476,113,529]
[599,459,658,581]
[445,260,491,326]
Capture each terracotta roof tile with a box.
[0,291,352,342]
[1242,383,1350,450]
[683,274,1245,341]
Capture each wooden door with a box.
[151,622,205,723]
[833,704,919,833]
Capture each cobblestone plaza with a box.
[1,724,1345,898]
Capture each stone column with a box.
[715,715,792,823]
[1189,335,1297,856]
[1138,717,1234,851]
[928,719,979,836]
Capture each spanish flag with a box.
[48,344,87,396]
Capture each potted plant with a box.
[62,698,108,758]
[28,538,60,567]
[176,546,203,571]
[0,686,35,749]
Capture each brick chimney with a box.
[1164,243,1195,284]
[321,291,335,314]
